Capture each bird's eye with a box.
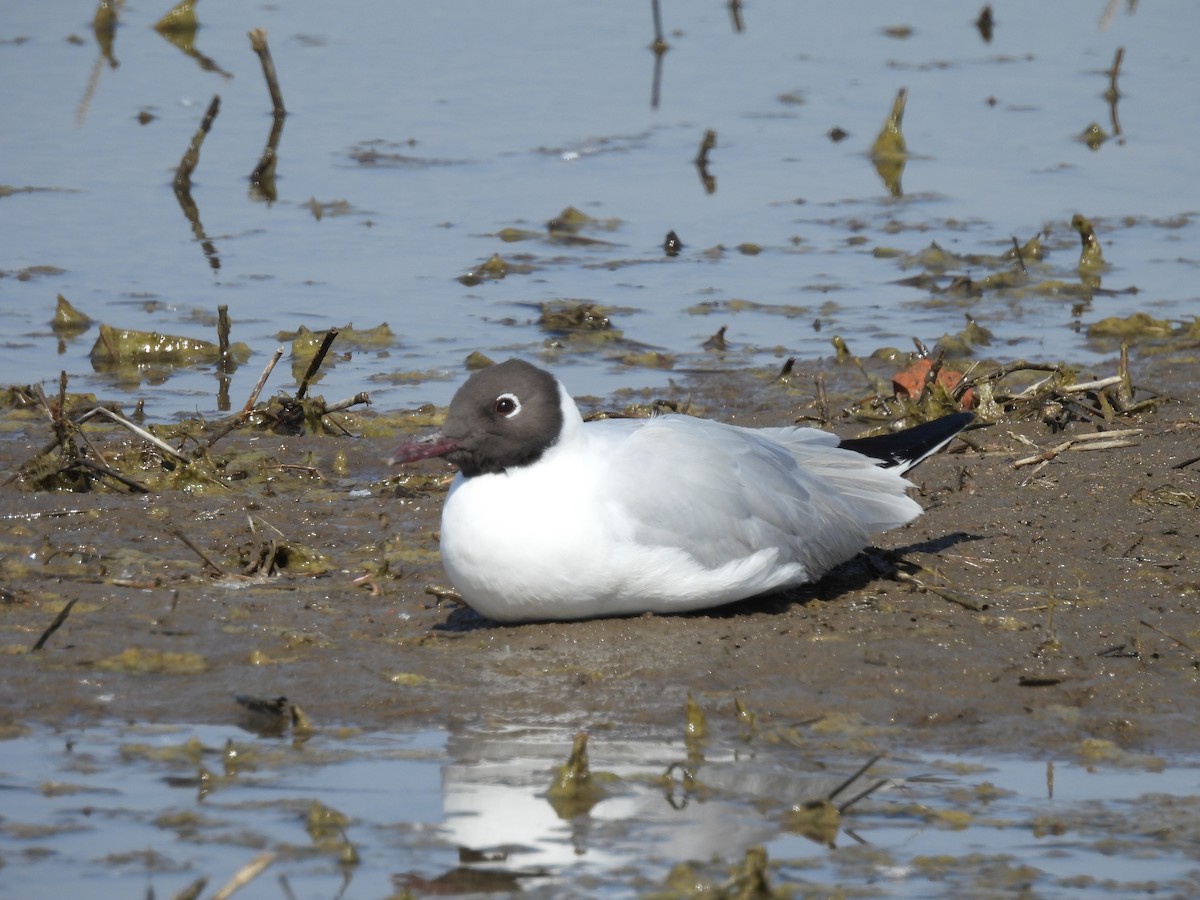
[494,393,520,417]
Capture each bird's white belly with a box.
[439,466,620,621]
[438,463,814,623]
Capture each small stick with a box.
[893,569,983,611]
[211,852,276,900]
[242,347,284,414]
[322,392,371,413]
[174,95,221,192]
[1138,618,1195,652]
[694,129,716,166]
[1070,439,1140,452]
[1013,440,1076,468]
[56,370,69,440]
[76,457,151,492]
[1012,434,1140,467]
[296,328,339,400]
[1115,342,1135,409]
[33,598,78,651]
[248,29,286,116]
[172,527,227,576]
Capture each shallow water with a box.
[1,722,1198,898]
[3,6,1200,896]
[2,1,1198,418]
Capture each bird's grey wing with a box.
[590,416,880,577]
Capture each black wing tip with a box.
[839,412,974,472]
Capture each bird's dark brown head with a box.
[390,359,564,477]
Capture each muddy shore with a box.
[1,354,1196,759]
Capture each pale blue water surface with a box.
[1,722,1198,898]
[1,1,1197,418]
[2,5,1200,897]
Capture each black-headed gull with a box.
[393,359,971,623]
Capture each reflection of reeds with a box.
[174,95,220,191]
[249,30,288,202]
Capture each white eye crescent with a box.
[494,393,521,417]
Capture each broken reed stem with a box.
[1061,375,1123,393]
[55,371,69,440]
[204,346,284,448]
[296,328,339,400]
[32,598,78,651]
[248,29,286,117]
[242,347,284,414]
[323,392,371,413]
[694,129,716,166]
[172,527,227,576]
[174,94,220,192]
[1012,428,1143,468]
[893,568,983,611]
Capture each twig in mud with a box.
[205,347,284,448]
[276,463,325,479]
[32,598,78,651]
[1138,618,1195,653]
[296,327,340,400]
[210,852,275,900]
[1012,428,1142,469]
[174,94,221,192]
[243,347,284,413]
[893,568,984,611]
[0,508,93,522]
[75,406,191,462]
[76,457,150,493]
[172,527,227,576]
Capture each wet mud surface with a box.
[1,356,1197,760]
